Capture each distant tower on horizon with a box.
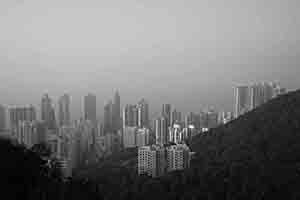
[0,105,6,130]
[155,117,168,145]
[84,93,97,125]
[123,104,135,128]
[112,90,121,131]
[9,105,36,129]
[234,86,250,118]
[103,100,113,133]
[41,94,56,129]
[137,99,149,128]
[171,109,181,126]
[58,94,71,127]
[162,104,171,128]
[235,82,286,118]
[250,83,265,110]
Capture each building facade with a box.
[58,94,71,127]
[84,93,97,126]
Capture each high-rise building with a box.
[219,111,233,124]
[138,144,191,178]
[10,105,36,128]
[138,145,166,178]
[16,121,38,148]
[263,82,274,103]
[166,144,191,172]
[74,120,95,166]
[0,105,6,131]
[171,109,182,126]
[41,94,52,123]
[123,104,135,128]
[122,127,150,148]
[250,83,265,110]
[112,90,121,131]
[94,132,121,158]
[155,117,168,145]
[185,112,196,128]
[58,94,71,127]
[183,125,197,141]
[103,100,113,133]
[168,123,183,144]
[162,104,171,127]
[199,111,208,129]
[41,94,56,129]
[35,121,47,144]
[136,128,150,147]
[132,105,139,127]
[123,104,139,127]
[84,93,97,125]
[122,99,149,130]
[207,110,218,129]
[123,126,137,148]
[137,99,149,128]
[234,86,250,118]
[235,82,285,118]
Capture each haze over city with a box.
[2,0,300,200]
[1,0,300,119]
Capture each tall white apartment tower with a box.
[234,86,250,118]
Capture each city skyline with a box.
[0,81,289,123]
[1,1,300,199]
[1,0,300,119]
[0,81,291,121]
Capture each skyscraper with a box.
[10,105,36,128]
[235,82,285,118]
[103,100,113,133]
[162,104,171,128]
[112,90,121,131]
[207,110,218,129]
[84,93,97,125]
[0,105,6,131]
[137,99,149,128]
[250,83,265,110]
[123,104,132,128]
[41,94,56,129]
[171,109,181,126]
[185,112,194,128]
[132,105,139,127]
[169,123,183,144]
[234,86,250,118]
[155,117,168,145]
[123,126,137,148]
[58,94,71,127]
[263,82,275,103]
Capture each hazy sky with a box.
[0,0,300,120]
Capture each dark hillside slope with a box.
[0,138,100,200]
[190,90,300,199]
[76,90,300,200]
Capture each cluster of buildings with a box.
[138,143,192,178]
[137,104,223,178]
[0,93,120,178]
[0,81,286,178]
[234,82,286,118]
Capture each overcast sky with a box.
[0,0,300,120]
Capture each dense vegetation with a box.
[0,138,100,200]
[2,90,300,200]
